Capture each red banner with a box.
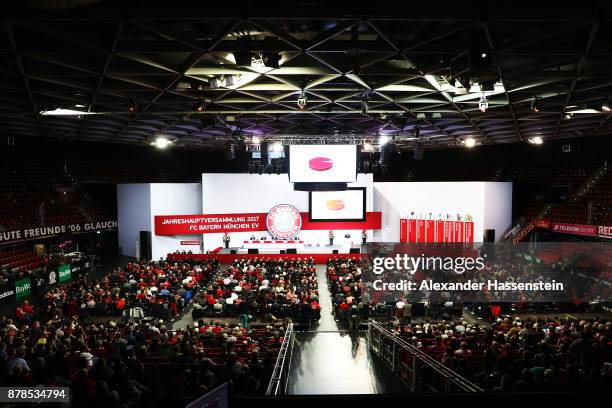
[154,212,382,235]
[598,225,612,238]
[436,220,445,243]
[465,221,474,244]
[551,222,597,236]
[399,219,407,243]
[455,221,465,243]
[426,220,435,243]
[408,219,417,243]
[445,220,455,243]
[416,219,426,243]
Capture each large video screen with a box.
[289,145,357,183]
[309,187,366,221]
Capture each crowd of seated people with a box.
[0,314,286,405]
[391,316,611,392]
[37,258,218,323]
[192,257,320,327]
[327,257,371,329]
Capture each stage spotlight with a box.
[602,99,611,112]
[297,92,307,111]
[270,142,283,152]
[150,136,172,149]
[379,135,390,145]
[478,95,488,112]
[362,161,371,173]
[128,99,137,113]
[193,98,205,112]
[463,138,476,148]
[564,113,573,120]
[530,97,540,113]
[361,99,369,115]
[263,52,281,69]
[251,135,261,144]
[362,142,373,152]
[528,136,544,145]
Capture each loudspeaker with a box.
[286,248,297,254]
[139,231,151,260]
[484,229,496,242]
[248,248,258,254]
[332,249,339,254]
[349,248,360,254]
[280,250,286,254]
[230,249,237,254]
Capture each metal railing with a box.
[368,321,483,393]
[265,323,295,396]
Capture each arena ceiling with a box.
[2,0,612,151]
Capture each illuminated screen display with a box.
[289,145,357,182]
[309,187,366,221]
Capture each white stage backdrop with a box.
[373,182,512,242]
[202,173,374,251]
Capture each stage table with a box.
[242,240,305,250]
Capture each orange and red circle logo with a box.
[266,204,302,239]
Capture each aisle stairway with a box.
[286,265,407,394]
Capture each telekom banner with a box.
[154,212,382,235]
[551,222,598,236]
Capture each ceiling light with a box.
[39,108,95,116]
[150,137,172,149]
[530,97,540,113]
[297,92,307,111]
[481,52,487,58]
[528,136,543,145]
[379,135,390,145]
[478,96,488,112]
[463,138,476,148]
[193,98,205,112]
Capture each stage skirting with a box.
[167,252,364,264]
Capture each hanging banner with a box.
[15,278,31,299]
[0,220,118,244]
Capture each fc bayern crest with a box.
[266,204,302,239]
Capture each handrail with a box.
[265,323,294,396]
[369,321,483,393]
